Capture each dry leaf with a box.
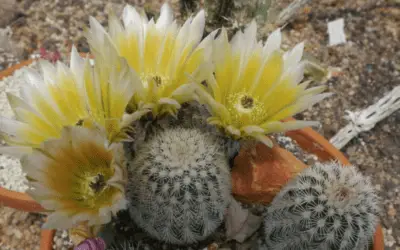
[225,198,262,243]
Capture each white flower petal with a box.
[159,98,181,109]
[243,20,257,49]
[283,120,320,130]
[21,151,53,180]
[263,28,281,58]
[111,196,128,214]
[120,109,150,128]
[70,46,85,82]
[156,3,174,30]
[122,4,142,27]
[44,211,74,229]
[226,125,241,136]
[108,14,124,41]
[6,92,36,115]
[300,85,327,96]
[89,16,107,44]
[23,68,42,88]
[242,125,265,135]
[284,42,304,72]
[253,134,274,148]
[188,10,205,46]
[39,60,56,84]
[0,117,26,137]
[0,146,32,158]
[291,62,305,86]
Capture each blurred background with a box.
[0,0,399,249]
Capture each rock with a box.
[13,229,22,239]
[231,142,308,204]
[387,204,397,218]
[0,0,18,28]
[56,238,63,248]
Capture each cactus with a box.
[261,162,380,250]
[104,209,215,250]
[106,238,201,250]
[107,240,136,250]
[126,125,232,245]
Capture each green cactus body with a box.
[261,162,380,250]
[126,126,231,245]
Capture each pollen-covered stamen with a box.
[76,119,84,126]
[141,74,170,89]
[153,76,162,87]
[240,95,254,109]
[89,174,106,193]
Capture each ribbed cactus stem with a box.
[261,162,380,250]
[126,127,231,245]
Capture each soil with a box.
[0,0,399,249]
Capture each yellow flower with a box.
[21,126,127,229]
[86,3,213,116]
[195,22,331,146]
[0,46,145,154]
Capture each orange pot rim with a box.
[40,229,55,250]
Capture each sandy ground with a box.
[0,0,399,249]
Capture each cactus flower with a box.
[86,3,213,116]
[21,126,127,229]
[195,22,331,146]
[0,46,145,156]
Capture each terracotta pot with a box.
[232,118,384,250]
[40,229,55,250]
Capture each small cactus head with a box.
[125,102,240,164]
[262,162,380,250]
[126,126,231,245]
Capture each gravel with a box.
[52,230,74,250]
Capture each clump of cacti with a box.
[261,162,380,250]
[126,124,232,245]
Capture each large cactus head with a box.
[261,162,380,250]
[125,103,233,245]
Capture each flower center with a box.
[89,174,106,193]
[240,95,254,109]
[226,92,268,126]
